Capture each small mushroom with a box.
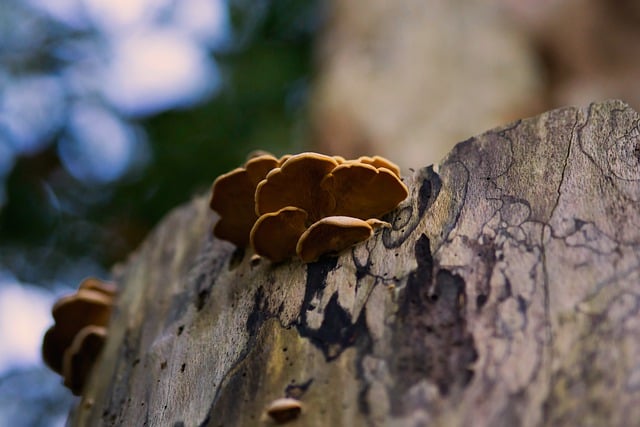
[255,153,338,221]
[78,277,117,296]
[42,287,113,374]
[250,207,309,262]
[62,325,107,395]
[321,162,408,219]
[41,277,116,396]
[296,216,381,263]
[209,154,280,246]
[209,168,260,246]
[265,397,302,424]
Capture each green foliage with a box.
[0,0,320,283]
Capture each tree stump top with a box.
[73,100,640,426]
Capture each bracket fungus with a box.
[356,155,402,177]
[209,151,408,263]
[321,161,407,219]
[265,397,303,424]
[42,277,116,395]
[209,153,281,246]
[250,206,308,263]
[297,216,390,263]
[255,153,339,221]
[62,325,107,395]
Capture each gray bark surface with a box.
[72,100,640,426]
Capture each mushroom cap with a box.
[246,149,273,160]
[320,162,408,219]
[52,288,113,326]
[209,154,279,246]
[245,154,280,184]
[250,207,308,262]
[42,289,113,374]
[42,326,66,375]
[209,168,256,246]
[79,277,117,296]
[278,154,292,165]
[255,153,338,221]
[62,325,107,396]
[296,216,375,263]
[357,155,402,177]
[333,155,346,163]
[265,397,302,424]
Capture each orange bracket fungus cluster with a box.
[209,152,408,263]
[42,277,117,395]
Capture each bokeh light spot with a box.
[0,75,66,154]
[0,278,57,373]
[104,29,220,116]
[59,102,148,183]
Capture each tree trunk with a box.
[71,99,640,426]
[309,0,543,168]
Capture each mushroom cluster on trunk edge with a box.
[41,277,117,395]
[209,152,408,263]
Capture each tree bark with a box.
[71,99,640,426]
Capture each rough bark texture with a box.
[71,100,640,426]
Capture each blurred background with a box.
[1,0,639,425]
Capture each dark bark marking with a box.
[302,257,339,309]
[399,234,434,313]
[195,289,209,312]
[354,321,375,418]
[165,290,192,327]
[498,278,513,302]
[228,247,245,270]
[465,235,498,312]
[417,168,441,217]
[189,237,233,311]
[297,291,369,361]
[476,293,488,309]
[285,378,314,399]
[383,167,441,249]
[389,234,477,415]
[246,286,268,336]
